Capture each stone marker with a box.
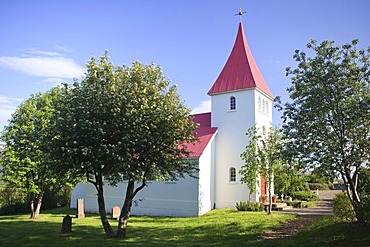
[76,198,85,218]
[61,214,72,234]
[112,206,121,220]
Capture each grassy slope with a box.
[0,208,293,247]
[0,208,369,246]
[278,216,370,247]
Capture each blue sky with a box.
[1,0,369,133]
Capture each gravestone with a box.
[112,206,121,220]
[61,214,72,234]
[76,198,85,218]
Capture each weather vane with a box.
[235,8,247,22]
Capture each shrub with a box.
[0,185,28,215]
[42,184,72,210]
[358,196,370,223]
[333,192,356,222]
[0,184,27,208]
[236,202,264,212]
[293,191,319,201]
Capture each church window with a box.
[229,167,236,182]
[262,99,265,112]
[230,96,236,110]
[265,101,269,114]
[258,97,261,111]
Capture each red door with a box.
[260,174,266,196]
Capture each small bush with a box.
[236,202,264,212]
[308,182,335,190]
[358,196,370,223]
[333,192,356,222]
[42,184,72,210]
[293,191,319,201]
[0,184,28,215]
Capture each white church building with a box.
[71,21,273,217]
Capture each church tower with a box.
[208,21,273,208]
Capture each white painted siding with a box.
[198,131,216,215]
[211,89,255,208]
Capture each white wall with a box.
[71,160,203,217]
[254,89,274,198]
[70,182,87,208]
[210,88,273,207]
[211,89,255,208]
[198,132,216,215]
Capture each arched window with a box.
[229,167,236,182]
[262,99,265,112]
[258,97,261,111]
[265,101,269,114]
[230,96,236,110]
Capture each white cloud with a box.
[192,100,211,114]
[54,45,73,53]
[0,95,24,123]
[42,77,65,84]
[21,48,61,57]
[0,56,85,79]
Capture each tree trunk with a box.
[344,174,364,223]
[29,194,35,219]
[94,175,115,237]
[267,182,272,214]
[30,192,44,219]
[116,180,134,238]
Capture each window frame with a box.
[230,96,236,111]
[229,167,237,182]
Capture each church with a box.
[70,20,273,217]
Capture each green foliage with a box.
[333,192,356,222]
[292,191,319,201]
[235,201,264,212]
[308,182,333,190]
[281,39,370,223]
[0,88,71,218]
[358,196,370,223]
[0,184,28,215]
[0,184,27,208]
[274,164,311,198]
[41,183,72,210]
[240,126,283,214]
[47,53,198,236]
[358,168,370,196]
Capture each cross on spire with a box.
[235,8,247,22]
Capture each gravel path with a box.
[260,190,341,240]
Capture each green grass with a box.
[264,216,370,247]
[0,207,369,246]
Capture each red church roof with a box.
[184,112,217,158]
[208,22,273,98]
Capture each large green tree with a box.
[48,53,197,238]
[240,126,282,214]
[0,88,68,219]
[281,39,370,223]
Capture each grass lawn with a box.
[0,207,369,246]
[272,216,370,247]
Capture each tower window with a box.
[258,97,261,111]
[229,167,236,182]
[230,96,236,110]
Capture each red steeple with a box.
[208,22,273,98]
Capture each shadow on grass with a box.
[0,209,295,247]
[257,216,370,247]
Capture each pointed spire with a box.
[208,22,273,98]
